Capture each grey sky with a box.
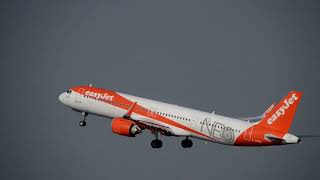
[1,1,320,180]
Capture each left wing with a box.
[122,102,174,136]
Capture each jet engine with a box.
[111,118,141,137]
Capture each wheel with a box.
[151,139,163,148]
[181,139,193,148]
[79,121,86,126]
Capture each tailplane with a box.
[257,91,302,133]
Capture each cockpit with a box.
[59,90,72,105]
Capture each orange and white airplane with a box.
[58,85,302,148]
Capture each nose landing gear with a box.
[79,112,88,127]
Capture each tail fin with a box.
[257,91,303,133]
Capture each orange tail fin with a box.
[257,91,303,133]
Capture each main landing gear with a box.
[151,132,163,148]
[150,133,193,149]
[79,112,88,127]
[181,137,193,148]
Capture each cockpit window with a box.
[67,90,72,94]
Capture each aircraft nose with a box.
[58,93,65,103]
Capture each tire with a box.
[181,139,193,148]
[151,139,162,148]
[157,140,163,148]
[79,121,86,126]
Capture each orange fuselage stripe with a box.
[71,86,221,142]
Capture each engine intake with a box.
[111,118,141,137]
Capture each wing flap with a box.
[135,118,175,136]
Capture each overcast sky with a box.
[1,1,320,180]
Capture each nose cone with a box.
[58,93,65,104]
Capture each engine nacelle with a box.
[111,118,141,137]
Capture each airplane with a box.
[58,85,303,148]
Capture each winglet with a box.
[263,102,276,116]
[123,102,137,119]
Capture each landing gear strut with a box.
[151,131,163,148]
[181,137,193,148]
[79,112,88,127]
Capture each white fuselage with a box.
[59,89,253,145]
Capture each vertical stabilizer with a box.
[257,91,302,133]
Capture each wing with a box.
[238,102,276,122]
[122,102,175,136]
[134,117,175,136]
[238,114,265,122]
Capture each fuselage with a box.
[59,85,301,146]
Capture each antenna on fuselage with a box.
[89,83,92,87]
[211,111,215,116]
